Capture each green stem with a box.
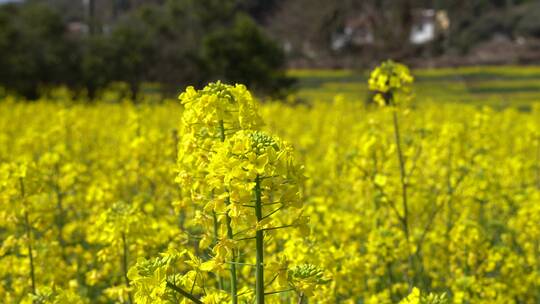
[20,178,36,296]
[226,210,238,304]
[391,107,413,289]
[219,119,238,304]
[254,175,265,304]
[386,262,396,301]
[391,109,409,239]
[121,233,133,304]
[212,211,224,290]
[53,172,67,262]
[218,120,226,142]
[172,129,179,162]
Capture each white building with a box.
[410,9,450,45]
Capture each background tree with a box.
[0,3,77,98]
[0,0,293,100]
[201,14,294,97]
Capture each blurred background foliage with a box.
[0,0,293,100]
[1,0,540,100]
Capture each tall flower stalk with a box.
[254,175,264,304]
[207,130,306,304]
[218,119,238,304]
[369,60,415,288]
[20,175,36,297]
[126,82,327,304]
[177,82,262,303]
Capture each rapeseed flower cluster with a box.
[369,60,414,106]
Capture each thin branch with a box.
[373,182,404,222]
[262,205,284,220]
[226,261,257,267]
[166,281,204,304]
[262,224,294,232]
[265,273,279,287]
[264,289,294,295]
[233,227,255,237]
[406,145,423,178]
[236,236,256,241]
